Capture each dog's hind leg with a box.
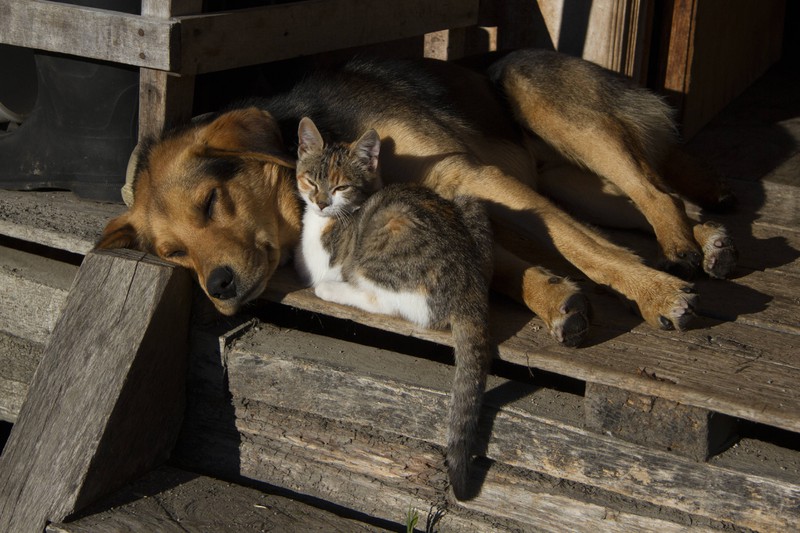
[438,159,696,332]
[492,243,590,347]
[490,49,737,279]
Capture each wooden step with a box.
[172,318,800,532]
[1,183,798,453]
[0,249,193,533]
[47,466,390,533]
[0,333,41,424]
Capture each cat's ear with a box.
[298,117,324,158]
[353,129,381,172]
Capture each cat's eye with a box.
[332,185,351,193]
[204,188,218,219]
[299,176,318,191]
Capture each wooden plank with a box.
[0,190,126,255]
[138,68,196,140]
[661,0,785,138]
[263,267,800,433]
[693,268,800,335]
[0,0,177,71]
[507,0,654,83]
[47,466,386,533]
[0,333,42,424]
[459,467,717,533]
[223,323,800,531]
[584,382,737,461]
[0,245,74,344]
[0,249,192,533]
[177,0,480,75]
[137,0,201,140]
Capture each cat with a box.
[294,116,494,499]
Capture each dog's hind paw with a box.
[694,221,738,279]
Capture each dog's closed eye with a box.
[204,189,218,220]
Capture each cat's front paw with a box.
[313,281,339,302]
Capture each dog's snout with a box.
[207,266,237,300]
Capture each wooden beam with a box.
[0,0,177,71]
[47,466,384,533]
[263,267,800,434]
[0,249,192,533]
[177,322,800,532]
[177,0,480,75]
[138,0,202,140]
[584,382,737,461]
[1,0,480,76]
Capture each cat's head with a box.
[296,117,381,217]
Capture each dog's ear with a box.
[95,212,140,250]
[197,107,296,169]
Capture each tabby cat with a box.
[294,116,494,499]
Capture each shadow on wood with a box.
[0,249,192,533]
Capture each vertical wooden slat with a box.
[0,249,192,533]
[137,0,203,140]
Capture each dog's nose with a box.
[207,266,237,300]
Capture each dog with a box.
[97,50,737,347]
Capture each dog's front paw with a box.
[635,276,697,331]
[659,246,702,279]
[694,221,737,279]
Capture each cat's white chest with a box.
[295,209,342,286]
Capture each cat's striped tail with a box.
[447,305,493,500]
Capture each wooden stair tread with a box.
[47,466,388,533]
[1,187,798,433]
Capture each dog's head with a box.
[96,107,302,316]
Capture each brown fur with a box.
[98,51,737,341]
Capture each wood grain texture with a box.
[662,0,786,138]
[0,333,42,424]
[47,466,385,533]
[263,264,800,433]
[0,0,176,70]
[584,382,736,461]
[0,249,192,533]
[0,245,76,344]
[220,323,800,531]
[177,0,480,74]
[0,190,126,255]
[137,0,202,140]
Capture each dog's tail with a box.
[488,49,677,171]
[447,304,493,500]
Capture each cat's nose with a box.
[315,200,329,210]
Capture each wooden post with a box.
[137,0,203,140]
[0,249,192,533]
[584,382,738,461]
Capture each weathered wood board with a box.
[47,466,387,533]
[0,190,125,255]
[178,0,479,75]
[0,249,192,533]
[0,333,41,424]
[0,0,176,70]
[263,264,800,435]
[0,0,479,75]
[0,244,76,343]
[174,321,800,532]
